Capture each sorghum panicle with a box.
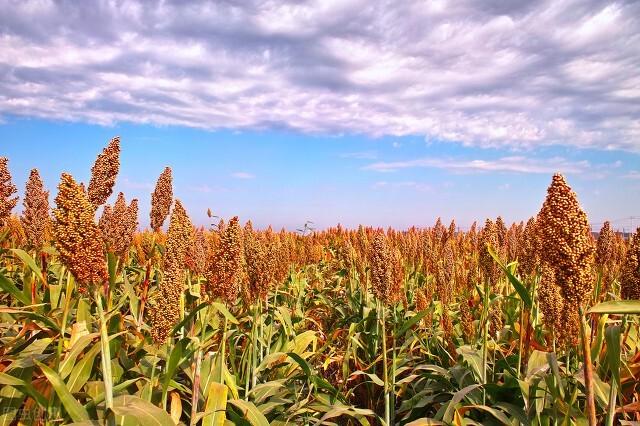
[0,157,18,226]
[621,227,640,300]
[150,167,173,231]
[21,168,51,249]
[87,137,120,209]
[536,174,595,341]
[53,173,107,293]
[205,216,244,304]
[150,200,193,344]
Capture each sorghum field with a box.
[0,137,639,426]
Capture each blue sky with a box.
[2,117,638,231]
[1,1,639,230]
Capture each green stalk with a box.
[190,295,206,425]
[391,306,397,423]
[580,308,597,426]
[55,271,74,369]
[481,279,489,405]
[95,289,114,420]
[605,375,617,426]
[262,295,267,361]
[162,340,173,410]
[251,303,259,390]
[265,287,278,359]
[219,316,228,383]
[517,300,524,378]
[190,348,202,426]
[244,303,254,400]
[149,349,158,403]
[381,304,390,426]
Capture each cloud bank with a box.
[1,0,639,150]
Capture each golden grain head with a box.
[21,168,51,249]
[151,199,193,343]
[620,227,640,300]
[479,218,500,286]
[0,157,18,226]
[596,221,615,268]
[87,137,120,209]
[53,172,107,293]
[150,166,173,231]
[536,174,595,309]
[205,216,244,304]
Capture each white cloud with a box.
[340,151,377,160]
[373,181,432,192]
[364,156,595,174]
[0,0,639,151]
[187,184,227,193]
[121,176,153,190]
[231,172,255,179]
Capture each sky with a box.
[0,0,639,231]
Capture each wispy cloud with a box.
[340,151,378,160]
[121,177,153,190]
[231,172,255,179]
[364,156,593,174]
[187,184,227,193]
[0,1,638,151]
[623,170,640,179]
[373,181,432,192]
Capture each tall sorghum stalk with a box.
[381,304,390,426]
[369,231,402,425]
[580,308,597,426]
[536,174,595,345]
[95,289,114,418]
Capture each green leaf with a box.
[348,371,385,387]
[604,325,621,390]
[442,384,483,423]
[36,360,90,422]
[405,419,444,426]
[0,368,34,426]
[458,346,483,382]
[66,343,100,393]
[60,332,99,379]
[111,395,176,426]
[107,252,118,293]
[11,249,45,285]
[84,378,145,411]
[162,338,193,405]
[0,308,61,332]
[286,352,312,377]
[0,272,31,306]
[170,301,208,337]
[228,399,270,426]
[211,302,239,325]
[487,246,532,308]
[462,404,512,425]
[526,350,549,378]
[395,309,430,338]
[0,370,48,408]
[0,371,27,386]
[202,382,228,426]
[588,300,640,314]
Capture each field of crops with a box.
[0,137,639,426]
